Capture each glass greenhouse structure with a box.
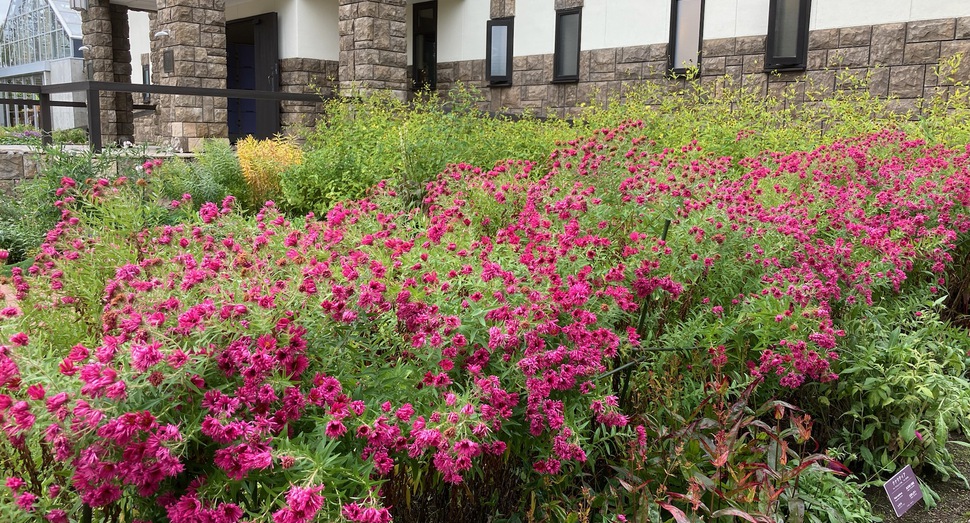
[0,0,83,127]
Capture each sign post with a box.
[883,465,923,517]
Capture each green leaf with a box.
[900,418,917,443]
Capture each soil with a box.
[866,441,970,522]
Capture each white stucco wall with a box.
[128,10,151,84]
[493,0,970,58]
[227,0,970,65]
[226,0,338,61]
[514,0,555,56]
[296,0,339,60]
[810,0,970,30]
[436,0,489,63]
[702,0,970,40]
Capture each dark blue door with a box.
[227,13,280,141]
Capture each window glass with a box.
[490,24,508,78]
[773,0,801,58]
[672,0,703,70]
[555,11,581,80]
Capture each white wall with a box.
[514,0,555,56]
[437,0,489,62]
[129,10,151,84]
[507,0,970,56]
[297,0,339,60]
[229,0,970,65]
[702,0,970,40]
[810,0,970,30]
[226,0,339,61]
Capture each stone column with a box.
[152,0,228,151]
[81,0,134,145]
[110,4,134,143]
[338,0,408,100]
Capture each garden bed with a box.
[0,77,968,522]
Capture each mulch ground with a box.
[867,441,970,522]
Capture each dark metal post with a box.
[86,87,102,153]
[38,92,53,147]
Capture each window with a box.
[486,18,514,86]
[412,1,438,90]
[765,0,811,71]
[142,64,151,103]
[668,0,704,75]
[553,8,581,83]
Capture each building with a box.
[64,0,970,150]
[0,0,87,128]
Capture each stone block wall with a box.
[279,58,339,136]
[434,16,970,118]
[0,149,39,196]
[338,0,409,99]
[151,0,229,152]
[81,0,134,144]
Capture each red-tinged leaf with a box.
[711,507,762,522]
[617,477,639,493]
[658,502,691,523]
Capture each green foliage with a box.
[152,139,249,211]
[284,84,574,214]
[822,296,970,490]
[0,146,145,262]
[0,126,87,145]
[610,357,869,523]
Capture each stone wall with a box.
[0,149,39,196]
[434,16,970,118]
[279,58,339,136]
[151,0,229,152]
[80,0,134,144]
[338,0,408,99]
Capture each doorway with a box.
[412,1,437,90]
[227,13,280,141]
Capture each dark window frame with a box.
[486,17,514,86]
[412,0,438,91]
[764,0,811,72]
[667,0,706,77]
[141,63,151,103]
[553,7,582,83]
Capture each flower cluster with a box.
[0,126,966,521]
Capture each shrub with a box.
[0,146,150,263]
[821,297,970,487]
[285,85,574,214]
[237,136,302,207]
[152,139,250,212]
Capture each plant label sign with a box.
[883,464,923,517]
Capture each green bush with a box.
[0,146,147,262]
[152,139,250,211]
[822,297,970,487]
[283,84,574,214]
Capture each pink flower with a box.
[5,476,24,491]
[272,485,325,523]
[342,502,392,523]
[15,491,37,511]
[26,384,46,400]
[325,420,347,438]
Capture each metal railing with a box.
[0,80,330,152]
